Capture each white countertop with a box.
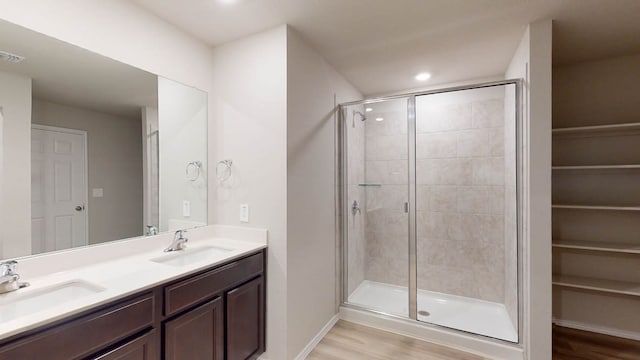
[0,225,267,341]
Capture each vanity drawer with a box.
[164,252,263,317]
[0,293,154,360]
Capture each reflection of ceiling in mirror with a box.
[0,20,157,119]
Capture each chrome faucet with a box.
[0,260,29,294]
[146,225,159,236]
[164,230,188,252]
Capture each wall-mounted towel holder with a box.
[186,161,203,181]
[216,159,233,184]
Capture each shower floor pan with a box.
[348,280,518,342]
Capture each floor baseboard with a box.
[294,314,340,360]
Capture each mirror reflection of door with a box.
[31,125,87,254]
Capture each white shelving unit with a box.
[552,205,640,211]
[552,122,640,135]
[552,240,640,254]
[551,55,640,340]
[552,118,640,338]
[553,275,640,298]
[552,164,640,170]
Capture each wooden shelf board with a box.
[553,240,640,254]
[552,165,640,170]
[553,122,640,135]
[553,275,640,297]
[552,205,640,211]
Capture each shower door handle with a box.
[352,200,361,216]
[404,202,409,213]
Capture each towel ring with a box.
[186,161,202,181]
[216,159,233,183]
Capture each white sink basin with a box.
[0,280,105,323]
[150,246,233,267]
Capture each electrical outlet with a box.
[240,204,249,223]
[183,200,191,217]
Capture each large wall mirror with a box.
[0,20,208,259]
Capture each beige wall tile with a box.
[472,157,505,185]
[417,103,472,133]
[457,129,491,157]
[429,186,457,212]
[472,99,504,128]
[366,160,408,185]
[490,127,505,156]
[417,132,457,158]
[456,186,504,215]
[356,96,514,307]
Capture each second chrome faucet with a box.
[0,260,30,294]
[164,230,188,252]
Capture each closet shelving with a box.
[552,205,640,211]
[552,239,640,254]
[552,164,640,170]
[552,121,640,300]
[552,121,640,135]
[552,275,640,298]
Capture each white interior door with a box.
[31,125,87,254]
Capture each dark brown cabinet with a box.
[164,297,224,360]
[0,293,154,360]
[92,330,157,360]
[0,250,266,360]
[226,276,264,360]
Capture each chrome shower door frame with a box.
[338,78,523,345]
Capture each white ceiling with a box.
[0,20,157,119]
[133,0,640,96]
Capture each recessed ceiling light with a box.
[217,0,237,4]
[375,117,384,122]
[415,72,431,81]
[365,107,373,112]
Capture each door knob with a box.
[75,205,84,211]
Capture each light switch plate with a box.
[92,188,103,198]
[183,200,191,217]
[240,204,249,223]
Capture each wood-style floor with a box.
[553,325,640,360]
[306,320,487,360]
[306,321,640,360]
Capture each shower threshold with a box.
[348,280,518,342]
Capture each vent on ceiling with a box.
[0,50,25,63]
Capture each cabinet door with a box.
[164,297,224,360]
[92,330,156,360]
[0,294,154,360]
[226,276,265,360]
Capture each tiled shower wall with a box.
[361,88,510,304]
[346,107,366,296]
[414,89,506,303]
[364,101,409,286]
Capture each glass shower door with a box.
[343,98,410,318]
[413,84,519,342]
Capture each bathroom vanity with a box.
[0,18,268,360]
[0,227,267,360]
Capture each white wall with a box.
[32,100,143,245]
[506,20,553,359]
[0,71,32,258]
[158,77,208,231]
[210,25,288,360]
[286,27,362,358]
